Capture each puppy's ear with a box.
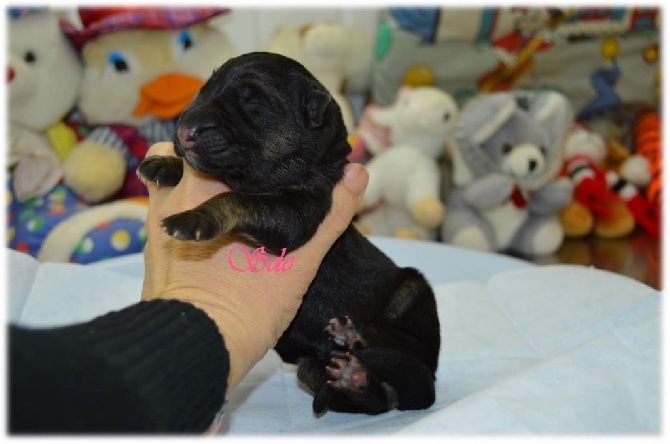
[305,90,332,129]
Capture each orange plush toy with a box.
[618,111,662,235]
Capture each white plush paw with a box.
[531,220,563,256]
[394,227,425,240]
[63,142,126,203]
[451,227,492,252]
[411,197,445,229]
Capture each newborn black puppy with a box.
[138,52,440,415]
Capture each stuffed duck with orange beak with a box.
[62,7,237,203]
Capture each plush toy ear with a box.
[461,94,517,146]
[305,89,332,129]
[524,91,574,145]
[368,106,395,127]
[515,90,575,188]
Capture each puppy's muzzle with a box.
[177,126,197,150]
[177,124,215,151]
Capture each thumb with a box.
[307,163,369,253]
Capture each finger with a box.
[303,163,368,255]
[171,162,232,209]
[145,141,176,159]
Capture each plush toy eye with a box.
[443,112,451,121]
[24,50,36,64]
[502,143,513,154]
[108,52,129,73]
[540,146,547,156]
[178,31,194,51]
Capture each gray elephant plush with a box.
[441,91,574,257]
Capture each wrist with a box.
[159,288,271,392]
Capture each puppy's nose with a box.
[528,159,538,172]
[177,125,197,150]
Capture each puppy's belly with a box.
[274,225,401,360]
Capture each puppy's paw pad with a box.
[326,353,368,391]
[325,316,364,349]
[161,211,220,241]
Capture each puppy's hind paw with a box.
[313,353,400,415]
[161,210,222,241]
[325,316,364,349]
[326,353,368,391]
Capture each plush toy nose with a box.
[133,73,204,119]
[528,159,538,172]
[7,67,15,83]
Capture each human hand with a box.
[141,142,368,392]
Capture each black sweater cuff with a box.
[10,299,229,434]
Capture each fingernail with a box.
[343,163,368,195]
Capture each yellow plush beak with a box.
[132,73,204,119]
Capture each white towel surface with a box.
[6,239,660,435]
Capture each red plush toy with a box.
[558,125,660,238]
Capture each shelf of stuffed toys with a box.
[548,103,662,291]
[349,8,661,291]
[6,6,238,264]
[348,94,661,290]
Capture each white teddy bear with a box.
[356,86,459,240]
[7,8,149,264]
[7,9,82,202]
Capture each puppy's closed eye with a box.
[239,86,266,107]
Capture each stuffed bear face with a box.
[480,110,551,187]
[563,126,607,162]
[451,91,573,190]
[78,22,237,126]
[8,11,82,130]
[395,88,457,130]
[382,86,459,158]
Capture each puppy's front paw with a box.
[137,156,183,187]
[325,316,364,349]
[161,210,222,241]
[326,353,368,392]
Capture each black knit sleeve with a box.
[9,299,229,434]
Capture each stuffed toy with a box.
[621,110,661,215]
[62,7,237,203]
[347,102,392,162]
[347,86,413,163]
[441,91,574,257]
[558,125,636,238]
[6,8,149,264]
[355,86,459,240]
[266,22,374,133]
[7,8,82,202]
[563,103,661,238]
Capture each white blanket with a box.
[6,239,660,435]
